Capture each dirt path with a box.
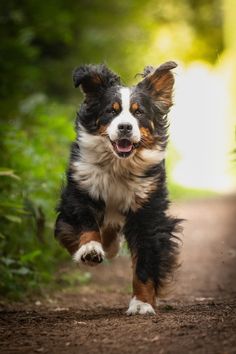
[1,196,236,354]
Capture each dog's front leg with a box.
[55,217,105,266]
[73,230,105,266]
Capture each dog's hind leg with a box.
[124,213,180,315]
[126,255,156,315]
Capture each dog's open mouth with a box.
[111,139,134,157]
[116,139,133,153]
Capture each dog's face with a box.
[73,62,177,158]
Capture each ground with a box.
[1,196,236,354]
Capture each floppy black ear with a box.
[72,64,120,95]
[138,61,177,114]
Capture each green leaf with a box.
[0,169,21,180]
[0,201,25,210]
[4,214,22,223]
[20,250,42,263]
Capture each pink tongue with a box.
[116,143,132,153]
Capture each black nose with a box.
[118,123,133,135]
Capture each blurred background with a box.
[0,0,235,299]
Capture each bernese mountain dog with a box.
[55,61,181,315]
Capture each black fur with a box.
[124,162,181,288]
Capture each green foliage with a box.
[0,0,223,117]
[59,269,92,287]
[0,99,75,299]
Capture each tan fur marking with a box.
[79,231,101,247]
[98,124,108,136]
[112,102,120,111]
[140,127,155,148]
[101,226,119,250]
[55,220,80,255]
[140,127,150,138]
[131,102,139,112]
[132,256,156,306]
[150,72,174,108]
[101,226,121,258]
[134,193,151,208]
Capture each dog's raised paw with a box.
[126,297,156,315]
[73,241,105,266]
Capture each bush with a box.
[0,97,75,299]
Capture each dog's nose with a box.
[118,123,133,135]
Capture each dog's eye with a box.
[106,108,118,116]
[134,109,143,117]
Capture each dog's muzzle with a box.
[108,121,140,158]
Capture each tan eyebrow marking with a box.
[131,102,139,112]
[112,102,120,111]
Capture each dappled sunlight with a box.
[170,62,235,192]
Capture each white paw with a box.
[73,241,105,266]
[126,296,156,316]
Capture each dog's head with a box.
[73,62,177,159]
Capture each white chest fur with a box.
[71,132,165,228]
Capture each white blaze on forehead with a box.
[120,87,131,111]
[107,87,141,143]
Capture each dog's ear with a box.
[137,61,177,114]
[73,64,120,95]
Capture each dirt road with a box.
[1,196,236,354]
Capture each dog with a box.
[55,62,181,315]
